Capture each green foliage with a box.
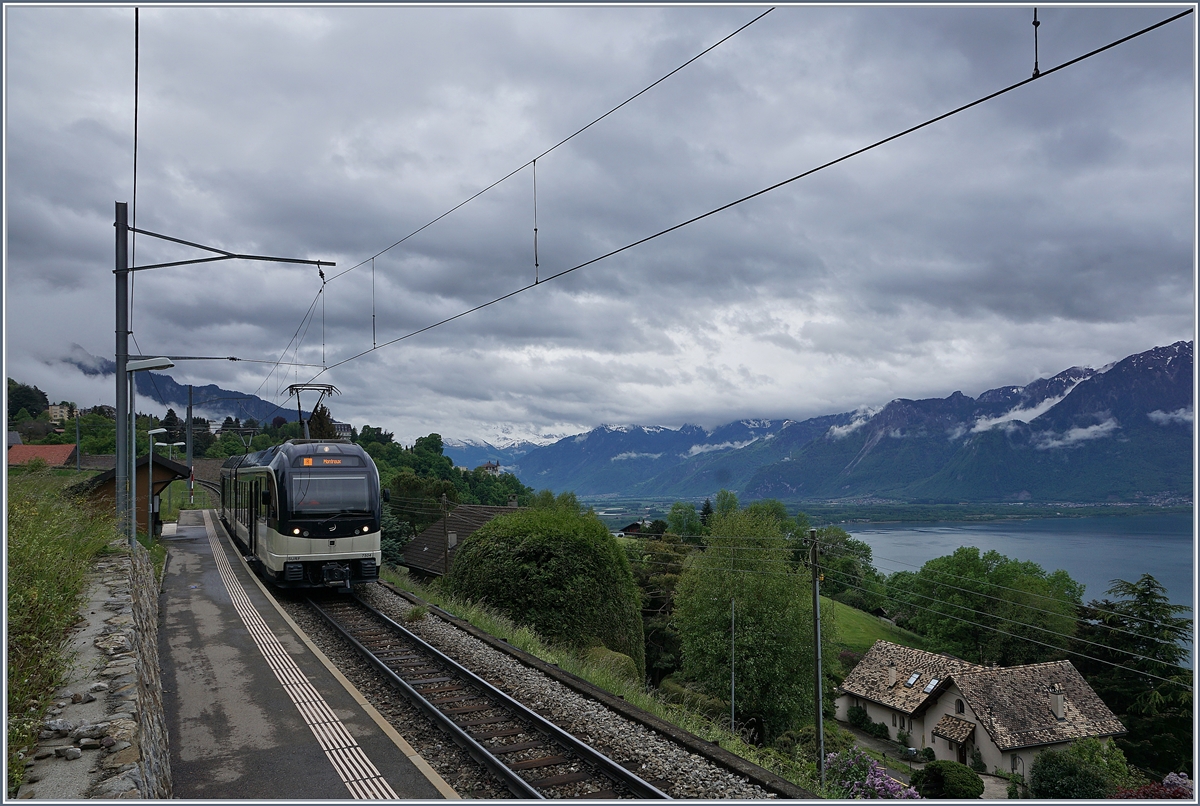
[7,471,117,794]
[379,508,412,567]
[714,488,739,517]
[910,759,985,799]
[444,507,645,677]
[582,645,639,683]
[847,704,872,729]
[699,498,714,528]
[815,526,886,610]
[1029,747,1112,799]
[307,404,337,439]
[920,747,936,763]
[674,507,836,743]
[969,747,986,773]
[775,722,855,764]
[887,546,1082,665]
[1070,575,1192,776]
[7,378,49,420]
[626,533,692,685]
[667,502,704,543]
[1063,737,1144,792]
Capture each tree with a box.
[910,759,984,799]
[672,508,835,744]
[161,408,181,442]
[307,404,337,439]
[271,415,288,430]
[667,502,702,542]
[1029,747,1111,799]
[699,498,714,528]
[7,379,48,419]
[817,526,886,612]
[886,546,1081,666]
[1070,574,1192,775]
[713,489,739,518]
[445,507,645,676]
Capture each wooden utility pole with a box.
[442,494,449,576]
[810,528,825,786]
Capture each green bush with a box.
[920,746,937,763]
[583,645,639,683]
[970,747,987,772]
[777,723,856,763]
[443,507,645,676]
[847,705,872,729]
[1029,748,1112,799]
[910,760,985,799]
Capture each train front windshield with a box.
[291,475,371,514]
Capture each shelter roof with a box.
[7,444,76,466]
[402,504,521,576]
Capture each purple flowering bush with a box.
[1115,772,1194,799]
[824,747,921,799]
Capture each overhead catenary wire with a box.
[623,551,1193,690]
[304,7,1194,383]
[633,530,1192,635]
[324,7,776,286]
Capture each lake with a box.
[844,512,1193,606]
[844,512,1194,663]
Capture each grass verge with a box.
[7,470,119,795]
[824,596,931,655]
[379,566,843,797]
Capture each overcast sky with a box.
[4,4,1195,445]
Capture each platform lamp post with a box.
[147,427,167,543]
[124,357,174,547]
[113,201,333,543]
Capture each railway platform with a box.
[159,509,457,800]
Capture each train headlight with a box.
[362,526,370,533]
[293,528,301,535]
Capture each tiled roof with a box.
[838,640,983,714]
[8,444,76,466]
[932,714,976,744]
[401,504,521,576]
[953,661,1125,751]
[840,641,1126,751]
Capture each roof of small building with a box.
[953,660,1126,751]
[838,640,984,714]
[401,504,521,576]
[932,714,976,744]
[7,444,76,466]
[839,641,1126,751]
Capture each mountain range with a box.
[484,342,1193,504]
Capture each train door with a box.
[249,479,258,554]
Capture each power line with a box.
[325,7,775,285]
[305,8,1193,382]
[627,552,1192,691]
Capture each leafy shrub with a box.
[824,747,921,799]
[848,705,872,730]
[898,729,910,747]
[582,645,638,683]
[1115,772,1193,799]
[402,605,428,622]
[444,507,645,676]
[969,747,986,773]
[1006,780,1022,799]
[1029,748,1111,799]
[866,720,892,740]
[839,649,864,672]
[919,747,936,763]
[1063,737,1144,792]
[910,760,984,799]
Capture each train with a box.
[219,439,386,589]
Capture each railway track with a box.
[307,593,672,800]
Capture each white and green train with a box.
[219,439,385,588]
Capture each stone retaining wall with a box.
[16,542,172,799]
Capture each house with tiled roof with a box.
[401,503,521,577]
[8,443,77,467]
[836,640,1124,778]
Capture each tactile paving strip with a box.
[202,510,398,799]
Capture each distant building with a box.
[47,404,74,423]
[402,503,522,577]
[476,460,501,475]
[7,431,23,447]
[333,420,352,439]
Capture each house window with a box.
[905,672,921,687]
[931,735,936,745]
[893,713,897,726]
[956,699,965,714]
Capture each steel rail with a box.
[308,595,671,800]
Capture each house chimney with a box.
[1051,684,1065,720]
[888,662,897,686]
